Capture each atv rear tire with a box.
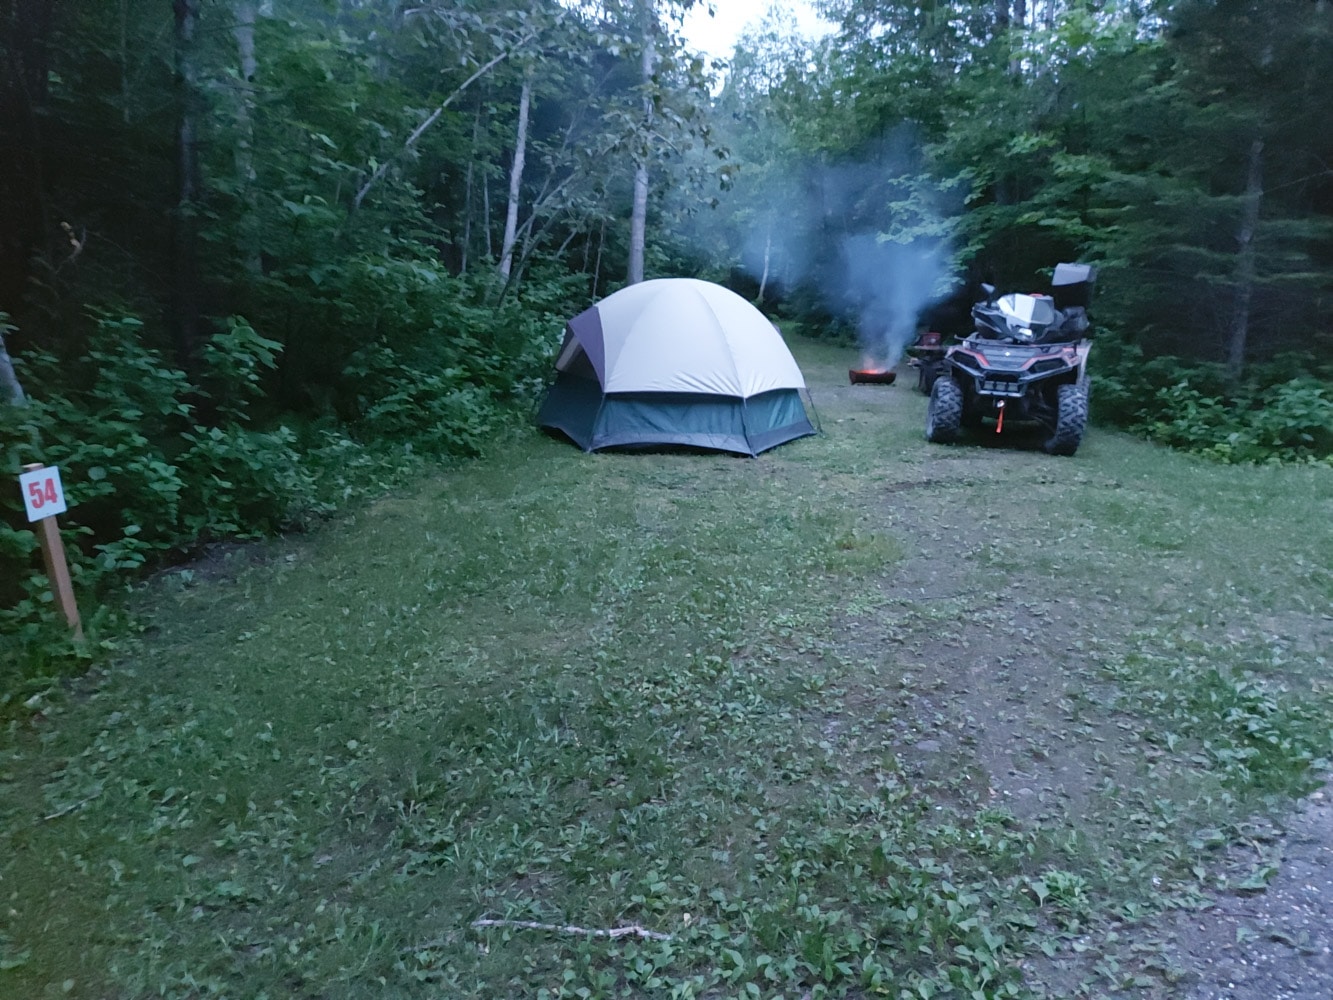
[1044,383,1088,456]
[926,377,964,443]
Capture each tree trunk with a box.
[120,0,131,123]
[462,153,473,274]
[1227,138,1263,381]
[1007,0,1025,74]
[0,326,26,406]
[627,0,655,285]
[628,166,649,285]
[0,0,55,314]
[461,102,482,274]
[483,175,493,258]
[172,0,204,367]
[592,218,605,299]
[1309,1,1328,98]
[756,226,772,305]
[499,71,531,280]
[233,0,260,275]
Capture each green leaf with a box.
[1234,865,1278,891]
[0,950,31,971]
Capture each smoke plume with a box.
[838,234,953,368]
[735,132,961,368]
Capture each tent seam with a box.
[686,281,745,398]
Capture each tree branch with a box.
[352,36,536,212]
[470,919,672,941]
[42,786,102,821]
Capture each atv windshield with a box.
[999,294,1057,329]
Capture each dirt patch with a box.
[144,538,297,589]
[875,595,1333,997]
[812,371,1333,998]
[849,526,1145,831]
[1168,783,1333,999]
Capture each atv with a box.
[925,263,1095,456]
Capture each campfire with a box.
[848,357,897,385]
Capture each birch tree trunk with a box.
[483,176,493,258]
[592,218,605,299]
[499,71,531,280]
[627,0,655,285]
[628,168,649,285]
[1227,138,1264,381]
[233,0,260,274]
[0,326,26,406]
[756,226,772,305]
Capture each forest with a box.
[2,0,1332,666]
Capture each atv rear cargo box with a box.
[1051,262,1097,311]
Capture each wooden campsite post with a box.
[19,463,84,641]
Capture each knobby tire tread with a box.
[1045,383,1088,456]
[926,377,964,443]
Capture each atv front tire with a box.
[1044,383,1088,456]
[926,377,964,443]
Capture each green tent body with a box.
[538,279,815,456]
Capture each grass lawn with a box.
[2,335,1330,998]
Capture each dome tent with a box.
[537,279,816,456]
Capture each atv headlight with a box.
[1017,327,1033,340]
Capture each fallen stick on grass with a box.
[470,919,672,941]
[42,787,103,822]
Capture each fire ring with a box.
[848,368,897,385]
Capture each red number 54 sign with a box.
[19,465,68,522]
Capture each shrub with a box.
[3,248,570,685]
[257,246,565,416]
[1,311,327,682]
[177,424,323,538]
[3,272,563,687]
[1092,332,1332,465]
[1128,378,1332,465]
[1241,379,1333,461]
[343,344,500,458]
